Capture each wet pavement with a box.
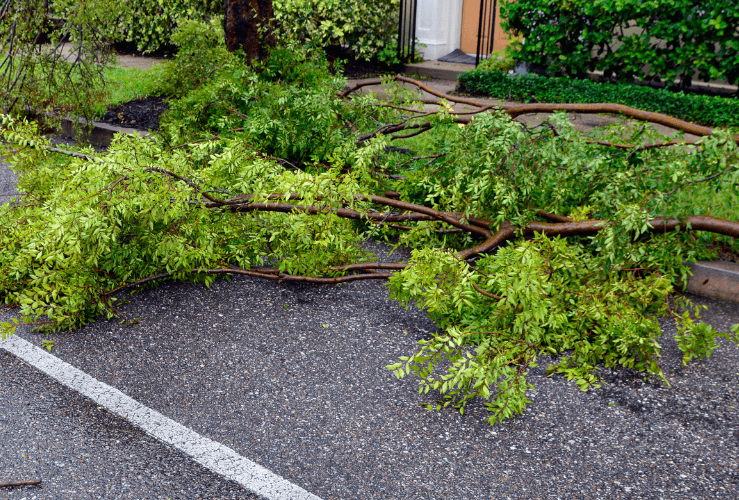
[2,269,737,499]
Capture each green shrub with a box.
[273,0,399,61]
[476,50,515,73]
[159,42,385,164]
[152,18,233,97]
[119,0,222,53]
[501,0,739,87]
[53,0,221,54]
[458,70,739,128]
[61,0,400,62]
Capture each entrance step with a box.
[438,49,476,65]
[403,60,470,81]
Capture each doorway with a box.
[459,0,508,56]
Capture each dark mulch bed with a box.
[112,40,176,59]
[99,97,169,131]
[326,46,403,79]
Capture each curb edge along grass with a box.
[58,115,148,147]
[45,115,739,307]
[0,334,322,500]
[686,260,739,303]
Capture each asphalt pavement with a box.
[2,259,737,499]
[0,350,256,499]
[0,159,18,205]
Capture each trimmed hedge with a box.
[458,70,739,128]
[501,0,739,87]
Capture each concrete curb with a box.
[57,115,149,147]
[686,260,739,303]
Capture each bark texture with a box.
[223,0,275,63]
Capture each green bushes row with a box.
[458,69,739,128]
[60,0,398,59]
[116,0,222,52]
[501,0,739,87]
[274,0,399,62]
[52,0,221,53]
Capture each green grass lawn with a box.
[99,65,165,110]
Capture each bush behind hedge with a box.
[501,0,739,87]
[117,0,222,52]
[458,70,739,128]
[274,0,399,61]
[84,0,398,59]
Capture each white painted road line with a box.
[1,334,321,500]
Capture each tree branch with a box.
[344,75,739,143]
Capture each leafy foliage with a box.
[476,50,516,73]
[274,0,399,61]
[388,237,673,423]
[1,47,738,426]
[158,40,384,164]
[151,18,233,98]
[0,0,122,125]
[111,0,222,53]
[64,0,400,61]
[501,0,739,86]
[0,112,383,333]
[459,70,739,128]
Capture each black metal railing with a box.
[397,0,499,65]
[476,0,499,66]
[397,0,418,62]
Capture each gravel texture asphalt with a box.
[0,349,256,499]
[2,240,737,499]
[0,160,18,206]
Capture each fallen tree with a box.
[1,39,738,425]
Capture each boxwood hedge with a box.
[458,70,739,128]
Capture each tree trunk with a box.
[223,0,275,63]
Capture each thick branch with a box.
[345,75,739,143]
[101,214,739,298]
[208,193,491,237]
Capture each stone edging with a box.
[57,115,148,147]
[685,260,739,303]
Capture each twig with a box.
[106,176,129,201]
[47,147,94,160]
[0,479,41,488]
[471,282,504,301]
[397,154,444,169]
[584,139,693,150]
[391,123,433,141]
